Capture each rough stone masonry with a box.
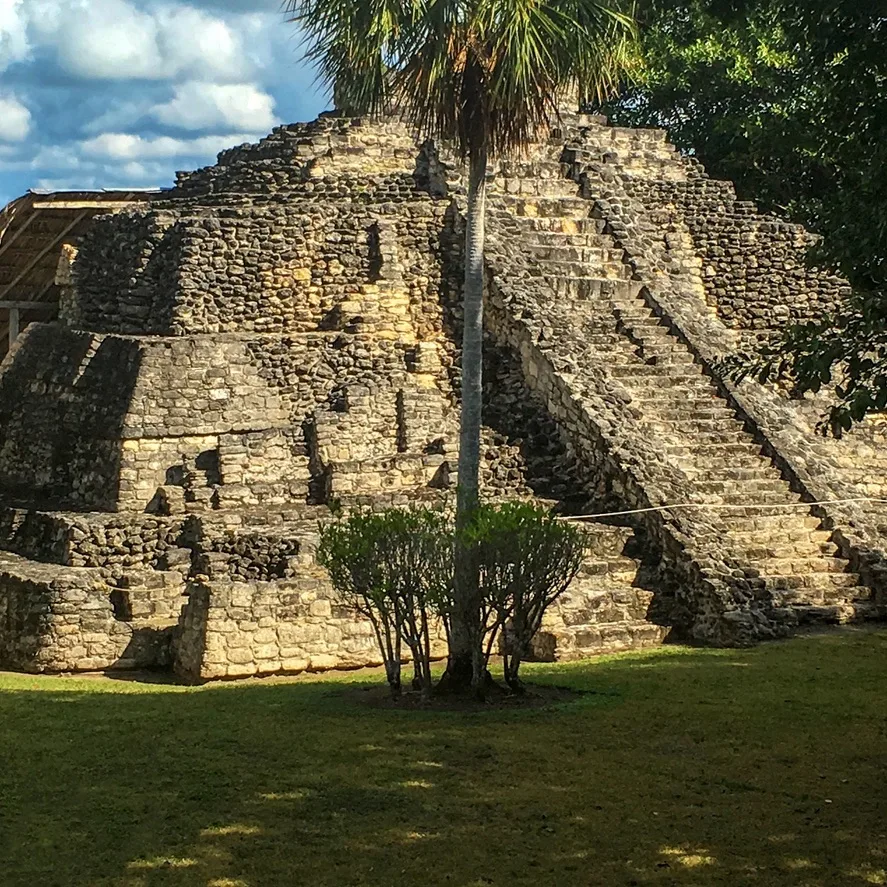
[0,108,884,680]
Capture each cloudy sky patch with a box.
[0,0,328,205]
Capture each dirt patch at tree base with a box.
[338,681,586,711]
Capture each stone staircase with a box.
[536,523,668,659]
[476,122,878,641]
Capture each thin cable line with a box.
[560,497,887,522]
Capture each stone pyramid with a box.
[0,109,884,679]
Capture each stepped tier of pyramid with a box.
[0,110,884,680]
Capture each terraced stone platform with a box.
[0,108,883,678]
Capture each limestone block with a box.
[227,647,255,666]
[308,653,338,670]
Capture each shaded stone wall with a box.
[73,212,181,334]
[0,327,141,510]
[0,507,186,570]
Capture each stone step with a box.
[612,334,685,357]
[718,513,825,531]
[643,352,698,367]
[577,555,639,577]
[521,243,627,266]
[679,465,785,483]
[616,315,672,333]
[787,603,869,625]
[627,382,716,400]
[531,259,632,280]
[566,143,682,167]
[633,332,692,350]
[693,475,799,495]
[770,601,870,623]
[641,405,738,421]
[681,453,790,475]
[686,478,799,498]
[651,429,756,448]
[494,195,592,218]
[613,318,679,339]
[608,363,703,380]
[559,620,670,656]
[665,442,765,459]
[715,527,835,546]
[489,179,584,199]
[626,379,727,398]
[762,572,862,591]
[743,556,850,576]
[638,416,751,435]
[733,541,839,560]
[518,229,618,249]
[490,214,608,236]
[613,324,683,346]
[553,277,642,299]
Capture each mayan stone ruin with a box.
[0,107,885,681]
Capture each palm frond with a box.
[287,0,639,158]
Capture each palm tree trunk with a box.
[440,144,488,694]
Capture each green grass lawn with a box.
[1,630,886,887]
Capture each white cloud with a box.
[0,0,30,72]
[0,94,32,141]
[152,81,277,131]
[81,131,259,160]
[81,99,155,135]
[25,0,258,81]
[28,145,94,171]
[155,5,251,81]
[52,0,163,79]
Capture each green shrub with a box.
[463,502,588,693]
[317,507,452,698]
[319,502,587,699]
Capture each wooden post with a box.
[8,307,19,350]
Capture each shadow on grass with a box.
[1,631,886,887]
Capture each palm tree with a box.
[288,0,638,692]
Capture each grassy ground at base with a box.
[1,629,885,887]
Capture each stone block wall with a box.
[7,119,462,519]
[172,116,422,198]
[624,173,851,340]
[175,576,397,680]
[0,553,181,672]
[173,512,662,682]
[0,507,186,571]
[78,204,451,340]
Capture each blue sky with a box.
[0,0,330,206]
